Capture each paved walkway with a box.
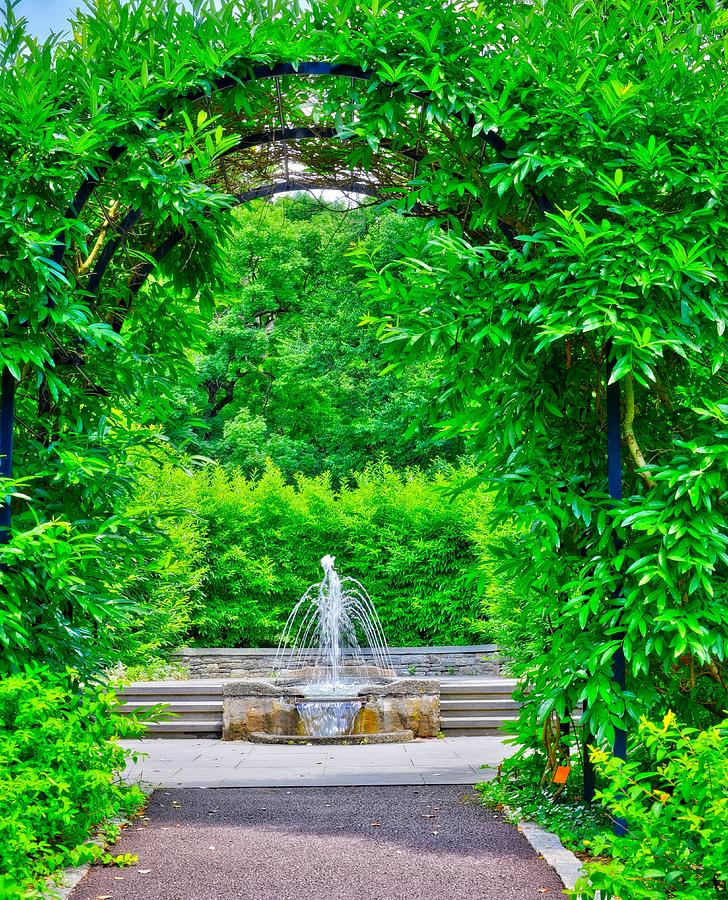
[122,736,516,788]
[71,786,565,900]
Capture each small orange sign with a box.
[552,765,571,784]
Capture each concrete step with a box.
[120,700,223,721]
[441,715,517,736]
[439,679,517,697]
[440,698,520,715]
[118,677,522,738]
[121,680,224,699]
[142,720,223,737]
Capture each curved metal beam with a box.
[60,61,376,252]
[232,179,382,203]
[122,177,387,314]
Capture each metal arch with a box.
[3,49,627,807]
[53,61,377,266]
[123,177,389,304]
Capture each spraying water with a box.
[274,555,394,704]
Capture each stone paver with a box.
[122,736,514,787]
[71,786,564,900]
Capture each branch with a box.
[77,199,121,276]
[623,374,656,489]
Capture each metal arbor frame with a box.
[0,60,626,810]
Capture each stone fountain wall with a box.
[221,678,440,741]
[176,645,501,679]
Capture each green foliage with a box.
[0,432,206,676]
[100,851,139,867]
[576,716,728,899]
[134,459,494,648]
[0,435,150,675]
[0,667,146,896]
[173,196,459,479]
[354,0,728,746]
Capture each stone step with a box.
[440,699,520,715]
[441,715,516,736]
[120,700,223,721]
[142,719,223,737]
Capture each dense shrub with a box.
[131,460,498,649]
[576,715,728,900]
[0,668,146,897]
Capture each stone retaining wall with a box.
[173,645,501,679]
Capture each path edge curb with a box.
[516,818,586,891]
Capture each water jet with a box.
[222,556,440,742]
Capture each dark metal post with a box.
[606,342,628,836]
[583,699,595,803]
[0,367,16,545]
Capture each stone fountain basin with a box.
[221,677,440,742]
[248,731,414,745]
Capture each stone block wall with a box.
[174,644,501,679]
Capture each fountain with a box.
[221,556,440,743]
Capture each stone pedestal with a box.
[222,680,303,740]
[357,679,440,738]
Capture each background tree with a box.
[171,195,462,478]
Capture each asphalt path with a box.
[71,786,564,900]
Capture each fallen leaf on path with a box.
[537,890,552,894]
[95,895,112,899]
[370,822,381,827]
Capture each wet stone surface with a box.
[71,786,564,900]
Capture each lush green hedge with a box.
[127,460,500,651]
[0,668,145,897]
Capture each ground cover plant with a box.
[479,715,728,898]
[0,667,146,898]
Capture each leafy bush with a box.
[0,667,146,896]
[576,715,728,900]
[133,459,499,649]
[109,474,209,666]
[0,432,187,678]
